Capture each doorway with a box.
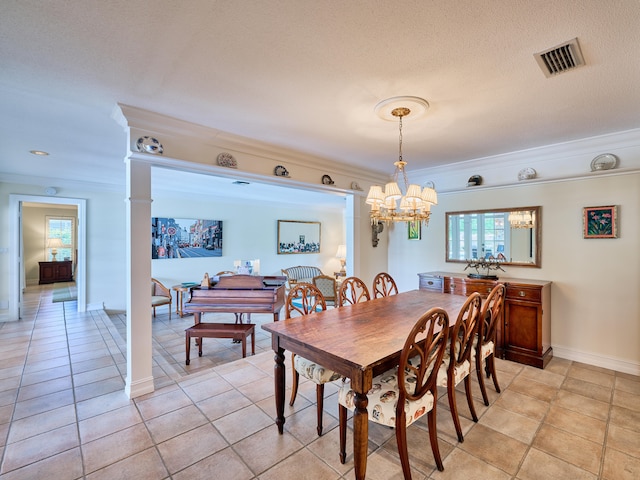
[8,194,87,321]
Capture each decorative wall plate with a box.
[350,181,363,191]
[518,167,537,181]
[590,153,618,172]
[467,175,482,187]
[216,152,237,168]
[274,165,289,177]
[322,174,334,185]
[136,136,163,155]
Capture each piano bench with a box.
[185,322,255,365]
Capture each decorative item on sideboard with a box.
[464,255,506,280]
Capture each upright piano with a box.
[184,274,287,324]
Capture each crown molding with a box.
[412,128,640,193]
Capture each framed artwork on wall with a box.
[582,206,618,239]
[277,220,321,254]
[408,220,421,240]
[152,217,223,258]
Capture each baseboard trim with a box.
[125,376,155,399]
[553,344,640,376]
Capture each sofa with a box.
[281,265,323,288]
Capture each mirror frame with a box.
[445,206,541,267]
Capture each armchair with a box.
[151,278,172,319]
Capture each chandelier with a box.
[366,104,437,225]
[508,210,536,229]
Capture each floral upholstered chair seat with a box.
[436,355,471,387]
[338,368,434,428]
[293,355,341,384]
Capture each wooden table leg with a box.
[185,331,191,365]
[176,290,183,317]
[353,392,369,480]
[274,346,285,434]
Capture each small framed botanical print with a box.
[408,220,421,240]
[583,205,618,239]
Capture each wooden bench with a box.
[185,322,255,365]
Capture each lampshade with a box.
[47,238,64,248]
[384,182,402,201]
[335,244,347,259]
[365,185,384,205]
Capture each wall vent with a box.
[534,38,585,77]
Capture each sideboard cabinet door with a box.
[504,283,552,368]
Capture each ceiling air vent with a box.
[534,38,585,78]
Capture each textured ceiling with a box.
[1,0,639,196]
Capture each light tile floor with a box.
[0,284,638,479]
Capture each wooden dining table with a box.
[261,289,468,480]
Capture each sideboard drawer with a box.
[418,274,443,292]
[506,285,542,303]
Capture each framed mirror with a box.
[445,206,541,267]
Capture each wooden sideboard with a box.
[418,271,552,368]
[39,260,73,284]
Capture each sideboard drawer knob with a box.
[519,291,526,297]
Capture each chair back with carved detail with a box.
[476,283,506,405]
[372,272,399,298]
[338,276,370,306]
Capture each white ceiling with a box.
[1,1,639,199]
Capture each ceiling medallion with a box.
[366,99,437,226]
[216,152,237,168]
[374,96,430,121]
[136,136,164,155]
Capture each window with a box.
[46,216,74,261]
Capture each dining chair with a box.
[286,283,341,436]
[338,276,370,306]
[151,278,172,319]
[372,272,399,298]
[436,292,482,442]
[312,274,338,307]
[476,283,506,406]
[338,307,450,476]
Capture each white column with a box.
[124,158,154,398]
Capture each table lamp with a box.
[335,244,347,276]
[47,237,64,261]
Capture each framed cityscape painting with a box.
[152,218,223,258]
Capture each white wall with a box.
[0,180,360,314]
[388,172,640,374]
[149,193,346,291]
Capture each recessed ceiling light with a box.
[29,150,49,156]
